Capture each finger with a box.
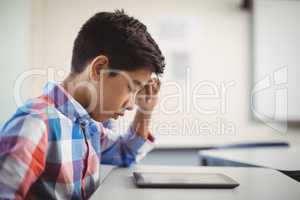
[146,84,153,102]
[153,79,161,94]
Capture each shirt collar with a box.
[43,81,91,123]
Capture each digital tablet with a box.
[133,171,239,189]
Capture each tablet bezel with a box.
[133,171,240,189]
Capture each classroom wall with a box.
[1,0,299,148]
[0,0,31,126]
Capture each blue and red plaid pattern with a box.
[0,81,154,199]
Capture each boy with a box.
[0,10,165,199]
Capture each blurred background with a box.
[1,0,300,166]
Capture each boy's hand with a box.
[131,78,161,139]
[135,78,161,113]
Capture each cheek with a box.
[117,88,130,107]
[102,84,129,109]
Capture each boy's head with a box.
[68,10,165,121]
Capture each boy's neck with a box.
[61,73,91,110]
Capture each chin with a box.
[90,114,112,122]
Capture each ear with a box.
[89,55,109,81]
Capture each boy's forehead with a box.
[125,69,153,82]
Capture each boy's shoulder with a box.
[8,95,64,127]
[1,95,69,136]
[19,96,58,116]
[0,96,54,138]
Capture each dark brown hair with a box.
[71,10,165,75]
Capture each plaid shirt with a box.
[0,81,154,199]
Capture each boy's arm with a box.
[0,112,48,199]
[100,79,160,167]
[99,120,154,167]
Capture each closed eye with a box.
[128,80,146,93]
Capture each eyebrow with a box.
[132,80,146,87]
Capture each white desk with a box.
[99,164,116,184]
[199,146,300,181]
[90,165,300,200]
[155,132,289,149]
